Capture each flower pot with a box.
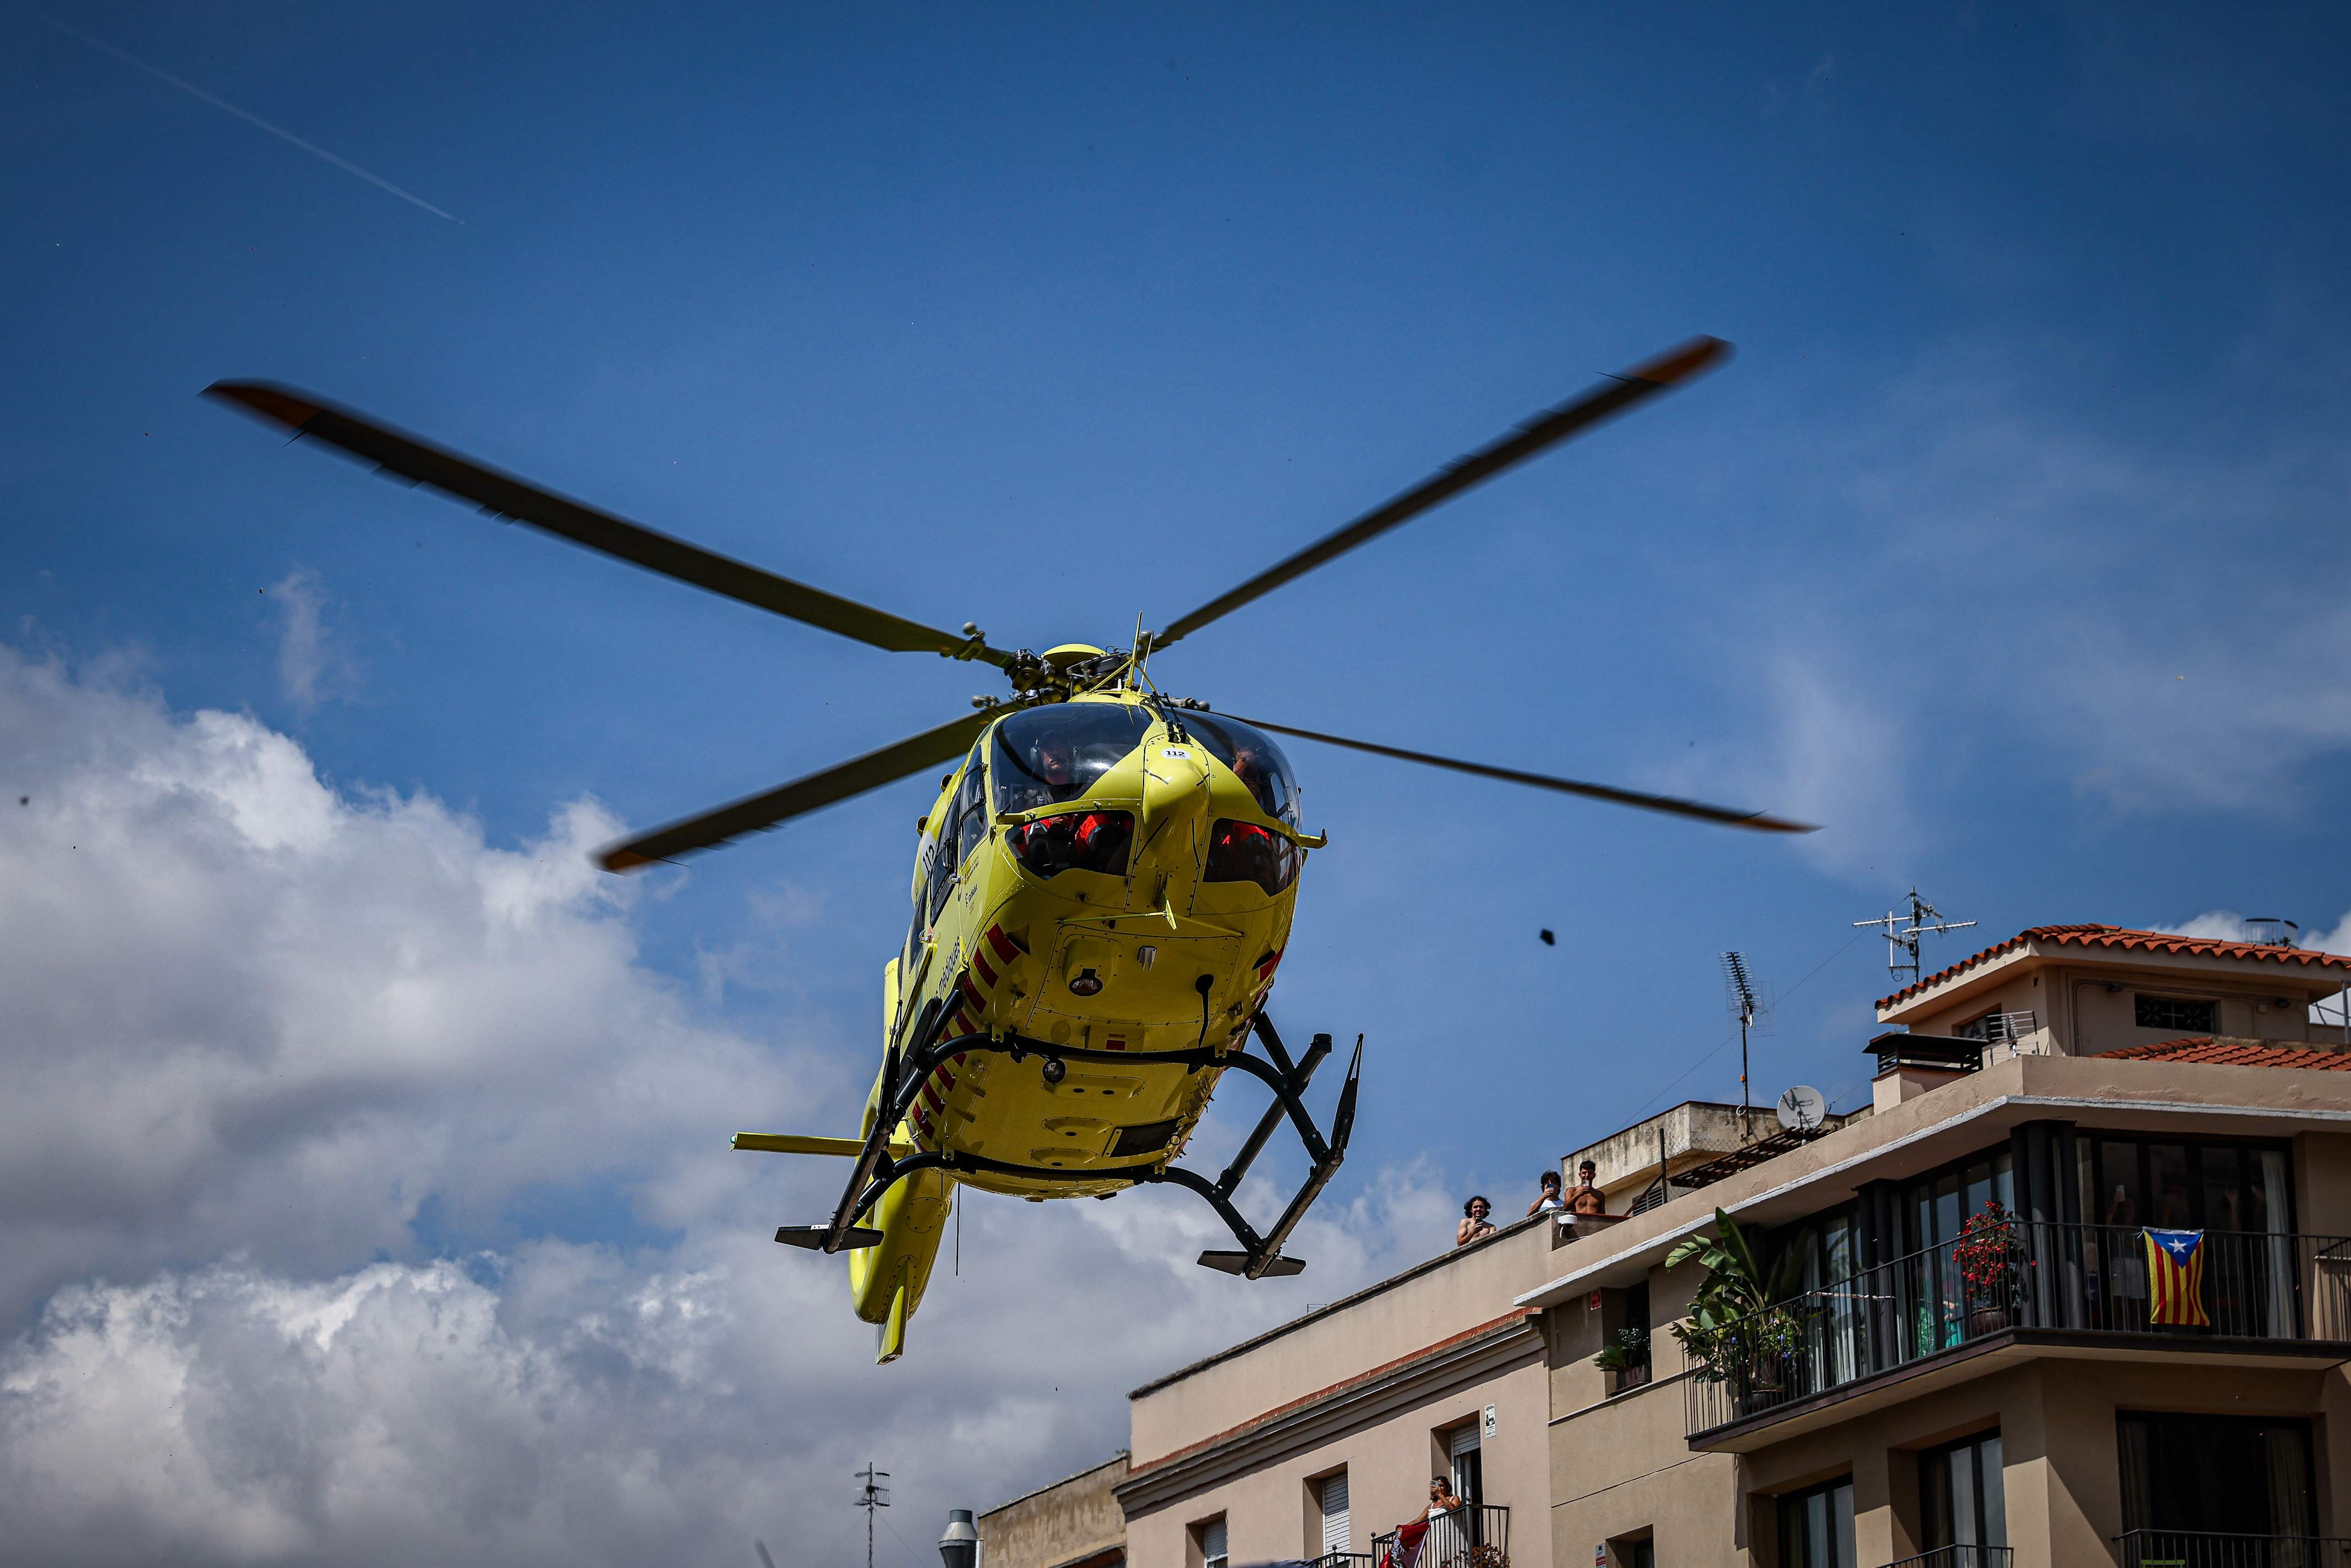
[1965,1305,2012,1337]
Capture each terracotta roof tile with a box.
[1876,925,2351,1010]
[2096,1036,2351,1071]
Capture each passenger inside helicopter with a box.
[1184,714,1299,822]
[993,704,1155,813]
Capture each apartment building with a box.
[982,922,2351,1568]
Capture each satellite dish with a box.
[1776,1085,1827,1133]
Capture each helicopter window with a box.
[950,746,989,868]
[923,825,955,925]
[1203,818,1299,897]
[1183,715,1298,822]
[993,704,1154,814]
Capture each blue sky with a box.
[5,6,2351,1562]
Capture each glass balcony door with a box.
[1780,1478,1856,1568]
[2118,1412,2315,1558]
[1922,1431,2006,1565]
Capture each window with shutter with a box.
[1319,1473,1350,1556]
[1448,1423,1483,1507]
[1200,1516,1227,1568]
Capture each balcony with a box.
[2114,1531,2351,1566]
[1880,1550,2013,1568]
[1684,1224,2351,1444]
[1369,1505,1510,1568]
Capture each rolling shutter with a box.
[1320,1473,1351,1556]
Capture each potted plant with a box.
[1953,1199,2022,1336]
[1665,1208,1810,1398]
[1590,1325,1652,1390]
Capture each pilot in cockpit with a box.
[1035,730,1082,801]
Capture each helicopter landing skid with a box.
[795,1011,1362,1283]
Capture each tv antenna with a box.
[1720,952,1772,1134]
[1855,889,1976,986]
[856,1462,892,1568]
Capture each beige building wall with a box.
[1123,1221,1570,1568]
[981,1452,1130,1568]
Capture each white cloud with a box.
[0,646,1463,1566]
[264,568,351,713]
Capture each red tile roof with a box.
[2097,1036,2351,1071]
[1877,924,2351,1009]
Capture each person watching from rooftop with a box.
[1527,1170,1564,1217]
[1566,1160,1606,1217]
[1456,1195,1495,1247]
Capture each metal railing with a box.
[1684,1223,2351,1436]
[1879,1549,2013,1568]
[1305,1553,1375,1568]
[2114,1531,2351,1566]
[1369,1505,1509,1568]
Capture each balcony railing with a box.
[1880,1549,2013,1568]
[1306,1554,1375,1568]
[2114,1530,2351,1566]
[1368,1505,1509,1568]
[1684,1223,2351,1438]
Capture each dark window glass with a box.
[1183,714,1299,822]
[1922,1431,2007,1553]
[1895,1146,2014,1252]
[2150,1144,2193,1228]
[921,810,958,926]
[2119,1413,2312,1537]
[2093,1135,2291,1233]
[2135,994,2218,1034]
[1778,1479,1855,1568]
[2099,1141,2145,1228]
[2201,1145,2244,1232]
[1204,819,1299,895]
[1617,1280,1652,1388]
[949,746,988,868]
[1006,810,1133,879]
[992,703,1154,813]
[1964,1159,1994,1222]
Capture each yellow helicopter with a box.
[206,334,1811,1363]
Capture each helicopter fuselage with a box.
[845,687,1315,1333]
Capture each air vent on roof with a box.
[2243,918,2300,948]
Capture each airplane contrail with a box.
[29,8,462,224]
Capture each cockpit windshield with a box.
[993,703,1155,814]
[1185,714,1299,822]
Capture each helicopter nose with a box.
[1139,742,1212,839]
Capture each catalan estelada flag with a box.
[2144,1228,2211,1327]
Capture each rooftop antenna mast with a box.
[1855,888,1976,987]
[856,1462,891,1568]
[1720,952,1770,1136]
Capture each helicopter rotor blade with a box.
[203,381,1009,668]
[599,708,1002,871]
[1149,336,1730,652]
[1225,713,1817,834]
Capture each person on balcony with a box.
[1527,1171,1565,1217]
[1456,1197,1496,1247]
[1377,1478,1464,1568]
[1566,1160,1606,1217]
